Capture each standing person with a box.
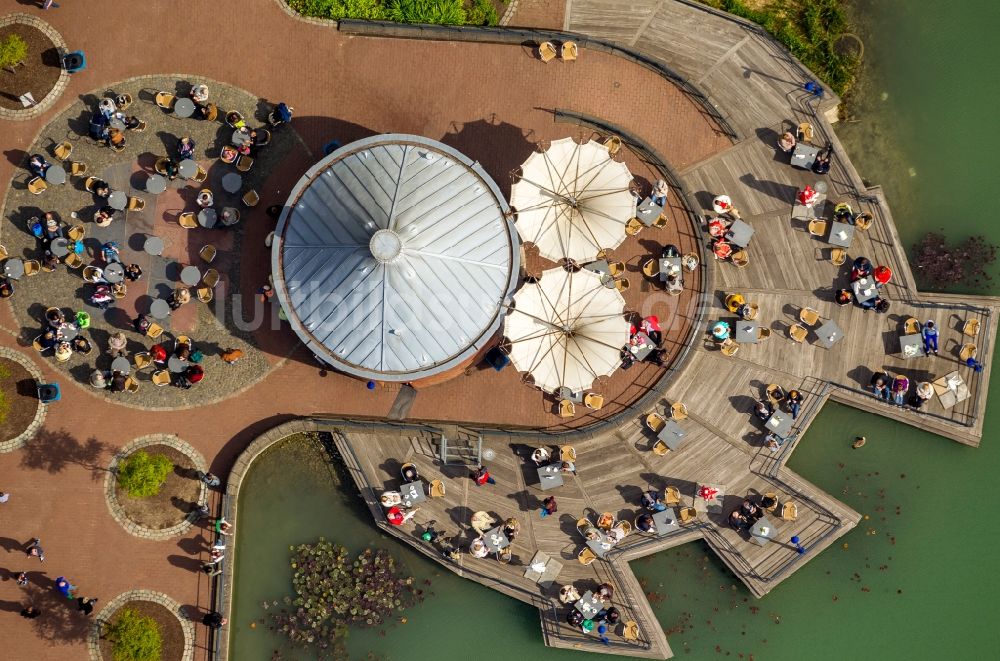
[77,597,98,615]
[540,495,558,518]
[25,538,44,562]
[16,572,29,587]
[921,321,939,355]
[20,606,41,619]
[0,491,9,504]
[472,465,495,486]
[202,611,227,629]
[199,471,221,488]
[787,389,805,420]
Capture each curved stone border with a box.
[104,434,208,540]
[0,13,70,121]
[273,0,337,26]
[88,589,194,661]
[0,346,46,452]
[499,1,519,25]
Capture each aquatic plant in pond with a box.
[269,539,415,656]
[912,232,997,289]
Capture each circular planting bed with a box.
[0,354,42,450]
[114,444,201,530]
[0,19,62,111]
[97,600,185,661]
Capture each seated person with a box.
[124,264,143,282]
[640,489,666,512]
[764,433,781,453]
[891,376,910,406]
[98,98,117,117]
[186,365,204,385]
[90,285,114,310]
[267,102,293,127]
[636,513,656,533]
[758,494,777,511]
[812,144,833,174]
[28,154,50,178]
[88,112,110,140]
[596,583,614,602]
[167,287,191,310]
[89,370,108,389]
[102,241,121,264]
[559,585,581,604]
[754,399,774,421]
[150,344,168,363]
[502,518,519,542]
[220,145,239,163]
[226,111,246,128]
[132,313,151,334]
[0,278,13,298]
[379,491,402,508]
[197,189,214,208]
[387,506,417,527]
[603,607,621,625]
[870,372,891,400]
[740,499,762,520]
[560,461,576,474]
[92,179,111,198]
[108,370,127,393]
[835,288,852,306]
[196,102,218,121]
[650,179,669,206]
[175,345,191,361]
[39,329,58,350]
[163,159,180,180]
[530,447,551,465]
[71,337,92,354]
[566,609,585,627]
[43,213,63,240]
[469,537,489,558]
[605,526,626,544]
[661,244,680,258]
[107,127,126,149]
[834,203,855,226]
[40,251,59,272]
[641,316,662,345]
[46,307,65,327]
[94,206,115,225]
[851,256,873,281]
[729,510,748,530]
[178,137,196,161]
[777,131,797,153]
[189,84,209,103]
[401,464,419,483]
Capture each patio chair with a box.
[559,399,575,417]
[664,486,681,506]
[155,91,176,110]
[670,402,688,420]
[111,141,127,153]
[0,244,6,260]
[744,302,759,320]
[576,517,593,539]
[67,225,85,241]
[54,141,73,161]
[134,352,153,370]
[197,287,213,303]
[781,502,798,521]
[960,343,977,363]
[127,196,145,211]
[429,479,446,498]
[604,136,621,156]
[70,161,88,176]
[799,307,820,326]
[84,176,98,192]
[615,278,630,293]
[236,155,254,172]
[766,384,785,405]
[796,122,814,143]
[62,51,86,73]
[855,212,873,230]
[154,158,171,175]
[146,323,164,339]
[607,261,625,277]
[584,393,604,410]
[538,41,557,63]
[577,547,597,565]
[597,512,616,530]
[23,260,41,276]
[82,266,102,283]
[32,335,48,352]
[178,212,198,229]
[152,370,171,387]
[560,41,578,61]
[758,327,772,340]
[497,548,512,564]
[622,621,640,642]
[255,128,272,146]
[720,338,739,356]
[202,269,220,288]
[963,319,980,337]
[731,250,749,268]
[642,258,659,279]
[678,507,697,524]
[27,177,47,195]
[560,445,577,462]
[616,520,632,536]
[124,376,140,393]
[199,245,217,263]
[807,219,827,236]
[242,190,259,207]
[645,412,666,433]
[904,317,920,334]
[652,440,669,456]
[193,166,208,183]
[131,120,147,132]
[625,218,642,236]
[789,323,808,343]
[115,93,133,110]
[763,493,779,512]
[64,253,83,269]
[829,247,847,266]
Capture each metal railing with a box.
[210,493,231,660]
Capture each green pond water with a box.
[230,2,1000,659]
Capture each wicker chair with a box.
[622,621,640,642]
[134,352,153,370]
[584,393,604,410]
[578,547,597,565]
[242,190,259,207]
[652,440,669,456]
[670,402,688,421]
[678,507,697,524]
[178,212,198,229]
[604,136,621,156]
[645,413,666,433]
[559,399,575,417]
[23,260,41,276]
[538,41,557,62]
[560,445,577,462]
[731,250,749,268]
[127,196,145,211]
[67,225,85,241]
[664,486,681,506]
[830,247,847,266]
[54,141,73,161]
[197,287,213,303]
[807,219,827,236]
[758,327,772,341]
[152,370,171,387]
[642,258,659,279]
[781,502,798,521]
[429,479,446,498]
[799,307,820,326]
[789,323,808,343]
[720,338,739,356]
[70,161,88,176]
[560,41,578,61]
[64,253,83,269]
[855,212,873,230]
[625,218,642,236]
[236,155,254,172]
[199,245,217,263]
[146,323,164,339]
[607,261,625,277]
[963,319,980,337]
[124,376,140,393]
[615,278,630,293]
[27,177,47,195]
[904,317,920,334]
[155,91,176,109]
[960,344,977,363]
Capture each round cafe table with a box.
[150,298,171,319]
[108,191,127,211]
[168,356,189,374]
[104,262,125,284]
[231,129,251,147]
[180,265,201,286]
[198,208,217,228]
[45,164,66,185]
[174,97,195,118]
[178,159,198,179]
[3,258,25,280]
[146,174,167,194]
[50,237,70,257]
[221,172,242,193]
[144,236,164,256]
[56,323,78,341]
[110,356,131,376]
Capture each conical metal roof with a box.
[272,134,520,381]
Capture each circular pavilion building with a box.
[271,134,520,382]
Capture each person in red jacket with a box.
[472,465,495,486]
[387,506,417,526]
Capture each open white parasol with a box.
[504,267,630,393]
[510,137,637,262]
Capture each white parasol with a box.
[510,137,637,262]
[504,267,630,393]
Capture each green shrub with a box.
[287,0,386,20]
[288,0,499,26]
[388,0,466,25]
[465,0,499,26]
[117,450,173,498]
[0,34,28,70]
[103,607,162,661]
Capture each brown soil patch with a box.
[98,600,185,661]
[0,357,37,442]
[114,445,201,530]
[0,23,62,111]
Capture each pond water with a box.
[230,2,1000,659]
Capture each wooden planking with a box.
[565,0,660,43]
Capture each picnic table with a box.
[584,259,609,276]
[180,265,201,286]
[168,356,189,374]
[899,333,923,359]
[651,507,680,536]
[828,220,855,248]
[814,318,843,349]
[144,236,164,256]
[482,525,510,554]
[636,197,665,226]
[735,319,759,344]
[50,238,70,257]
[586,530,614,559]
[4,258,25,279]
[537,464,564,490]
[851,277,878,304]
[523,550,562,586]
[725,219,754,248]
[657,419,686,450]
[56,323,78,341]
[695,483,726,514]
[750,515,776,546]
[791,142,820,170]
[222,172,242,194]
[400,481,426,508]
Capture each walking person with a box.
[540,495,558,518]
[25,538,44,562]
[42,1,60,9]
[77,597,98,615]
[199,471,221,488]
[0,491,9,503]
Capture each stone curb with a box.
[0,12,70,122]
[104,434,208,540]
[499,0,520,25]
[0,345,46,452]
[88,589,195,661]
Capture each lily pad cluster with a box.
[269,539,414,655]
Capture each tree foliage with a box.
[0,34,28,70]
[116,450,173,498]
[103,607,163,661]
